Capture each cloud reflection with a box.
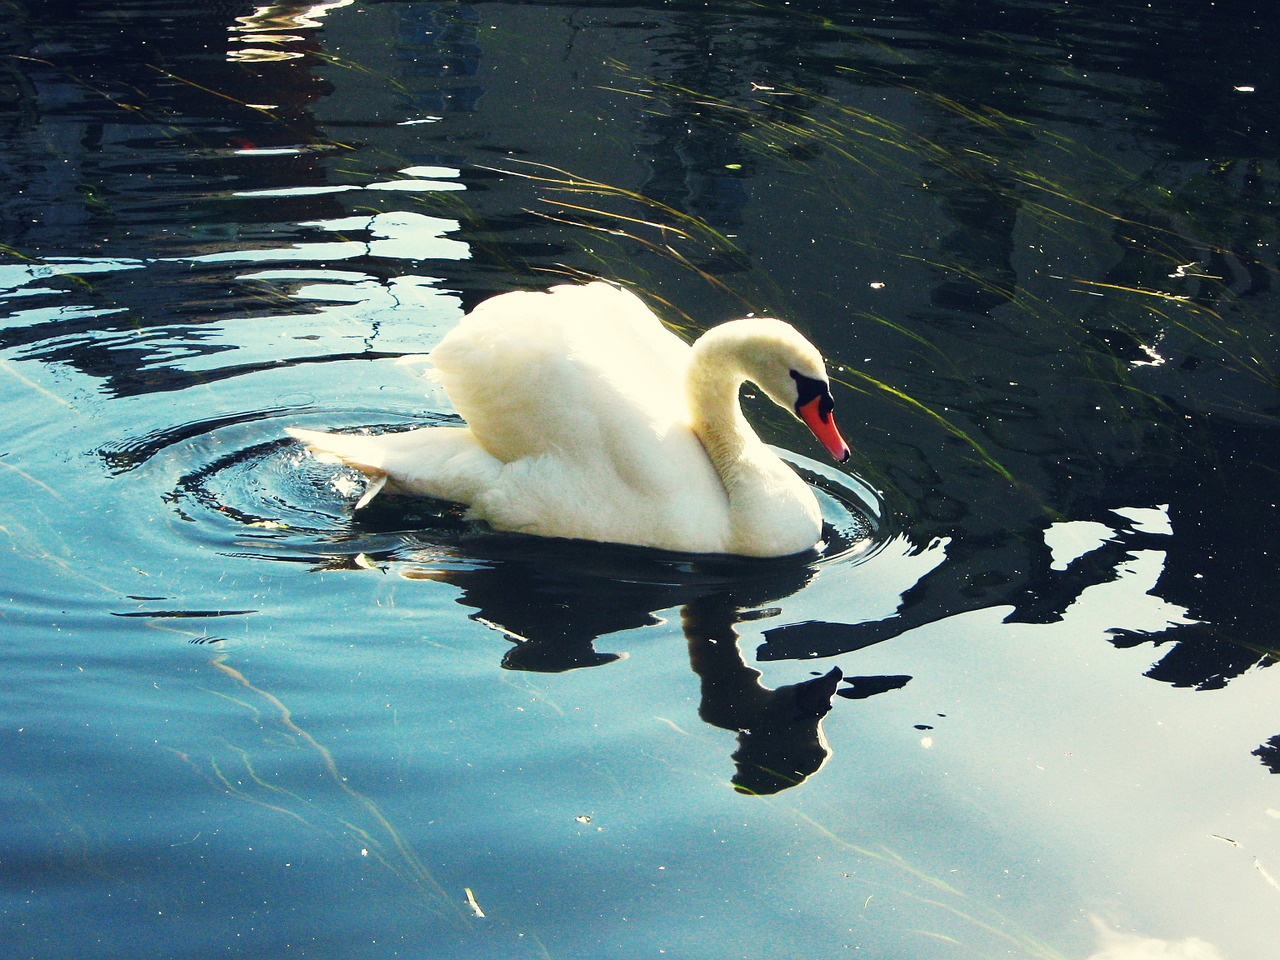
[1086,917,1226,960]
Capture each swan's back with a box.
[431,283,692,465]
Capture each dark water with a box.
[2,2,1278,958]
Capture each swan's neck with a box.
[685,329,763,482]
[685,322,822,556]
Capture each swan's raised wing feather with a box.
[430,283,692,471]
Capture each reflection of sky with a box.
[186,210,468,265]
[0,167,471,377]
[196,168,470,271]
[812,536,1270,959]
[1086,917,1226,960]
[230,165,467,200]
[229,1,356,63]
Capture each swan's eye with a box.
[790,370,834,422]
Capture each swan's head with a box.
[712,318,852,464]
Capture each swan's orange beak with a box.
[798,396,851,464]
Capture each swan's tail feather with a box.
[287,427,390,509]
[288,424,496,512]
[353,472,387,510]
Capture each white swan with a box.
[288,281,851,557]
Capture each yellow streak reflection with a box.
[205,653,465,921]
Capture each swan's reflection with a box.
[682,594,844,794]
[396,533,791,671]
[338,519,903,794]
[402,555,852,791]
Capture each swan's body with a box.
[289,282,850,557]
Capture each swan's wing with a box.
[429,282,692,469]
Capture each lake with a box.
[2,1,1278,958]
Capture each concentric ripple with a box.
[116,409,888,585]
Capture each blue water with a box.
[2,2,1279,958]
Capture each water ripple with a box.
[134,409,887,585]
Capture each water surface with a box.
[2,2,1278,959]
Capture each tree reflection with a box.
[1253,735,1280,775]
